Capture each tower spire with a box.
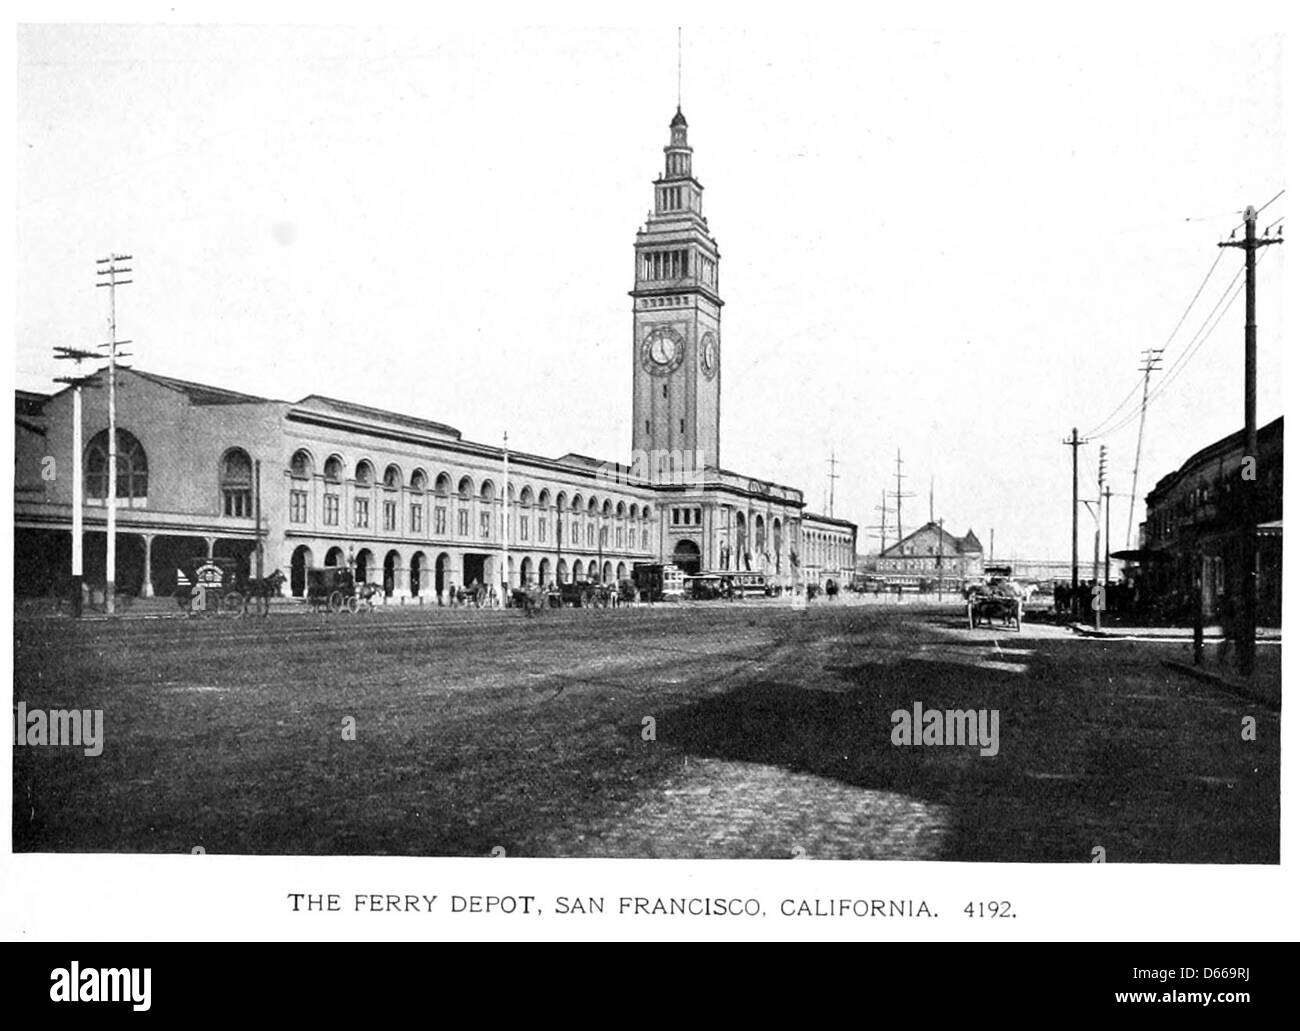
[677,27,682,110]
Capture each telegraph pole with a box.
[54,346,101,618]
[95,254,132,616]
[1103,485,1113,585]
[937,517,944,600]
[825,451,840,518]
[1062,428,1088,608]
[254,459,263,584]
[873,490,889,556]
[1094,444,1107,630]
[1124,348,1164,550]
[501,432,510,605]
[1219,204,1282,677]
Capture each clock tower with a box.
[631,107,723,480]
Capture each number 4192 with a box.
[964,901,1014,918]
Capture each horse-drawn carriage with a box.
[305,566,380,614]
[556,579,605,608]
[966,581,1024,631]
[173,557,284,617]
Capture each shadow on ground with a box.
[654,649,1279,863]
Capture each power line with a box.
[1095,265,1244,440]
[1098,256,1260,440]
[1255,187,1285,217]
[1086,248,1226,437]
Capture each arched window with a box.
[290,449,313,479]
[410,469,428,492]
[384,464,402,490]
[220,448,253,517]
[85,428,148,502]
[324,455,343,483]
[355,461,374,486]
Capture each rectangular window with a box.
[289,490,308,524]
[642,529,649,551]
[480,511,491,538]
[616,527,624,548]
[435,506,447,535]
[323,493,340,527]
[457,509,469,537]
[538,517,547,542]
[410,504,423,534]
[354,498,370,529]
[571,522,579,544]
[383,500,397,532]
[587,524,595,546]
[519,514,529,541]
[672,508,680,526]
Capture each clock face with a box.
[640,327,684,375]
[699,331,718,379]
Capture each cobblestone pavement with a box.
[13,601,1279,861]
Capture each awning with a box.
[1108,548,1169,562]
[1258,520,1283,538]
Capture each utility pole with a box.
[1062,428,1088,610]
[1094,444,1107,630]
[95,254,132,616]
[1125,348,1164,550]
[501,431,510,606]
[890,448,916,544]
[929,476,935,524]
[254,459,263,584]
[1219,204,1282,677]
[937,517,944,599]
[873,490,889,556]
[53,346,101,618]
[1103,486,1113,585]
[825,450,840,518]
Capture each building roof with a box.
[294,394,462,440]
[670,106,688,128]
[131,369,274,405]
[1148,415,1283,501]
[880,520,982,558]
[803,511,857,530]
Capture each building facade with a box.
[14,107,856,601]
[1140,415,1282,625]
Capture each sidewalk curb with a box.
[1067,623,1219,642]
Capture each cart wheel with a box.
[222,592,245,616]
[346,596,360,614]
[328,590,344,613]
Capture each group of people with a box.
[1052,578,1141,619]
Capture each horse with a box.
[355,581,383,613]
[241,569,287,617]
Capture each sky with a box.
[10,14,1287,560]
